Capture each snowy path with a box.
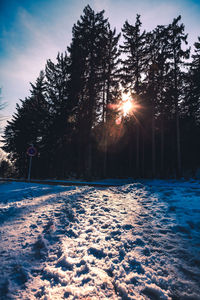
[0,181,200,299]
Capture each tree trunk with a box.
[174,58,181,177]
[160,114,164,177]
[176,105,181,177]
[103,129,107,177]
[136,125,140,177]
[103,67,111,178]
[142,130,145,177]
[135,80,140,177]
[152,112,156,178]
[78,135,83,177]
[86,134,92,179]
[86,43,95,179]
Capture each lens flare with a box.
[107,91,141,125]
[121,99,133,116]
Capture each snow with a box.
[0,177,134,187]
[0,179,200,299]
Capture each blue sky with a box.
[0,0,200,124]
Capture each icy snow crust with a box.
[0,180,200,299]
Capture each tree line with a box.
[2,5,200,179]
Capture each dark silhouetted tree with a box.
[2,71,49,177]
[167,16,190,177]
[121,14,146,176]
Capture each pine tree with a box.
[101,26,121,177]
[0,159,14,178]
[187,37,200,123]
[44,52,72,177]
[144,30,159,177]
[2,9,199,179]
[180,37,200,175]
[121,14,146,177]
[2,71,49,177]
[167,16,190,177]
[144,25,171,177]
[68,5,109,177]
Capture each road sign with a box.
[27,146,37,181]
[27,146,37,157]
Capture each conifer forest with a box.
[2,5,200,179]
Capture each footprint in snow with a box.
[101,207,110,212]
[102,223,110,229]
[56,256,73,271]
[88,247,106,259]
[122,224,133,230]
[76,263,89,276]
[128,258,145,274]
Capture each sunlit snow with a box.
[0,180,200,299]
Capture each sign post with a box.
[27,146,37,181]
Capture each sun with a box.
[120,92,134,116]
[108,91,139,125]
[121,99,133,116]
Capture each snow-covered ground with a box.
[0,180,200,299]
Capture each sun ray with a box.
[121,99,133,116]
[107,91,141,125]
[120,91,136,117]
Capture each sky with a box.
[0,0,200,126]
